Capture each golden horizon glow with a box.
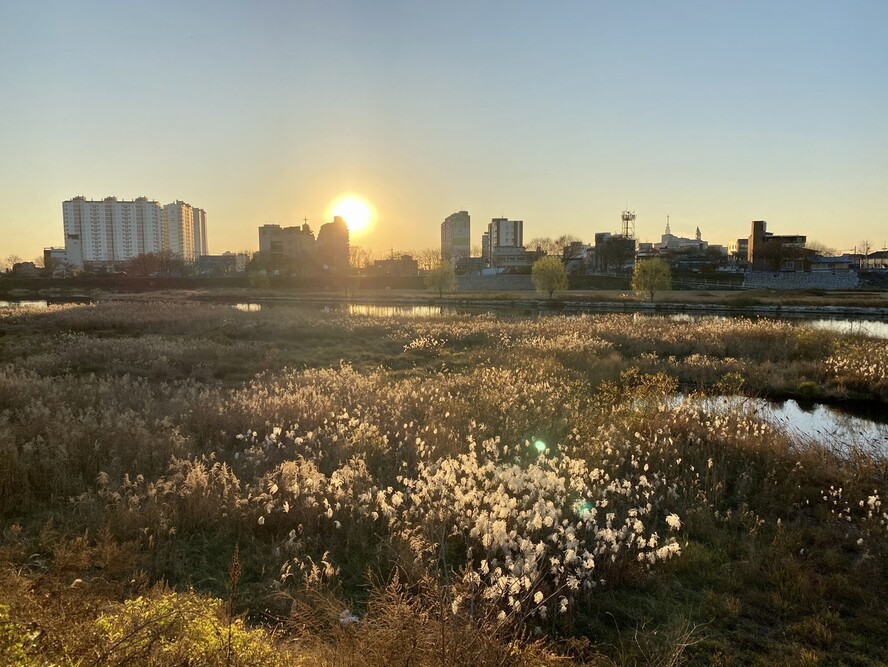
[328,194,374,235]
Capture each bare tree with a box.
[414,248,442,272]
[554,234,581,257]
[129,253,162,277]
[528,237,557,255]
[349,245,374,271]
[157,248,179,276]
[859,239,872,269]
[805,241,836,257]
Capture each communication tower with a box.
[620,210,636,239]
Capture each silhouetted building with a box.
[43,247,67,275]
[371,254,419,277]
[441,211,471,264]
[196,252,249,275]
[593,232,635,272]
[11,262,39,277]
[317,216,350,271]
[193,208,208,256]
[259,223,315,258]
[748,220,808,271]
[258,223,316,275]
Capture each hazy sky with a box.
[2,1,886,261]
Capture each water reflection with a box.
[806,318,888,340]
[346,304,449,317]
[763,398,888,454]
[0,300,49,308]
[688,395,888,456]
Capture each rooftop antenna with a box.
[621,209,636,239]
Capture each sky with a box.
[1,0,887,262]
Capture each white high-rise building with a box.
[441,211,471,263]
[63,196,163,269]
[63,196,207,269]
[162,201,196,261]
[193,207,208,256]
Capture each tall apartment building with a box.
[63,196,207,269]
[193,207,208,256]
[485,217,524,268]
[163,201,196,262]
[441,210,471,263]
[63,196,163,269]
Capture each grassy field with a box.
[1,300,887,665]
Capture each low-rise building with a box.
[371,254,419,277]
[748,220,809,271]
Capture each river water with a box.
[686,395,888,457]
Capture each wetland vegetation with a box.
[1,300,887,665]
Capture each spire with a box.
[665,215,671,235]
[696,226,701,241]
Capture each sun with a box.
[328,194,374,235]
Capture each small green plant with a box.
[94,590,282,666]
[0,604,31,666]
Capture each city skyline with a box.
[2,1,887,262]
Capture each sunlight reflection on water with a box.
[0,300,49,308]
[690,395,888,456]
[346,304,449,317]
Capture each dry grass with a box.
[1,300,887,665]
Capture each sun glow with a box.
[328,194,374,235]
